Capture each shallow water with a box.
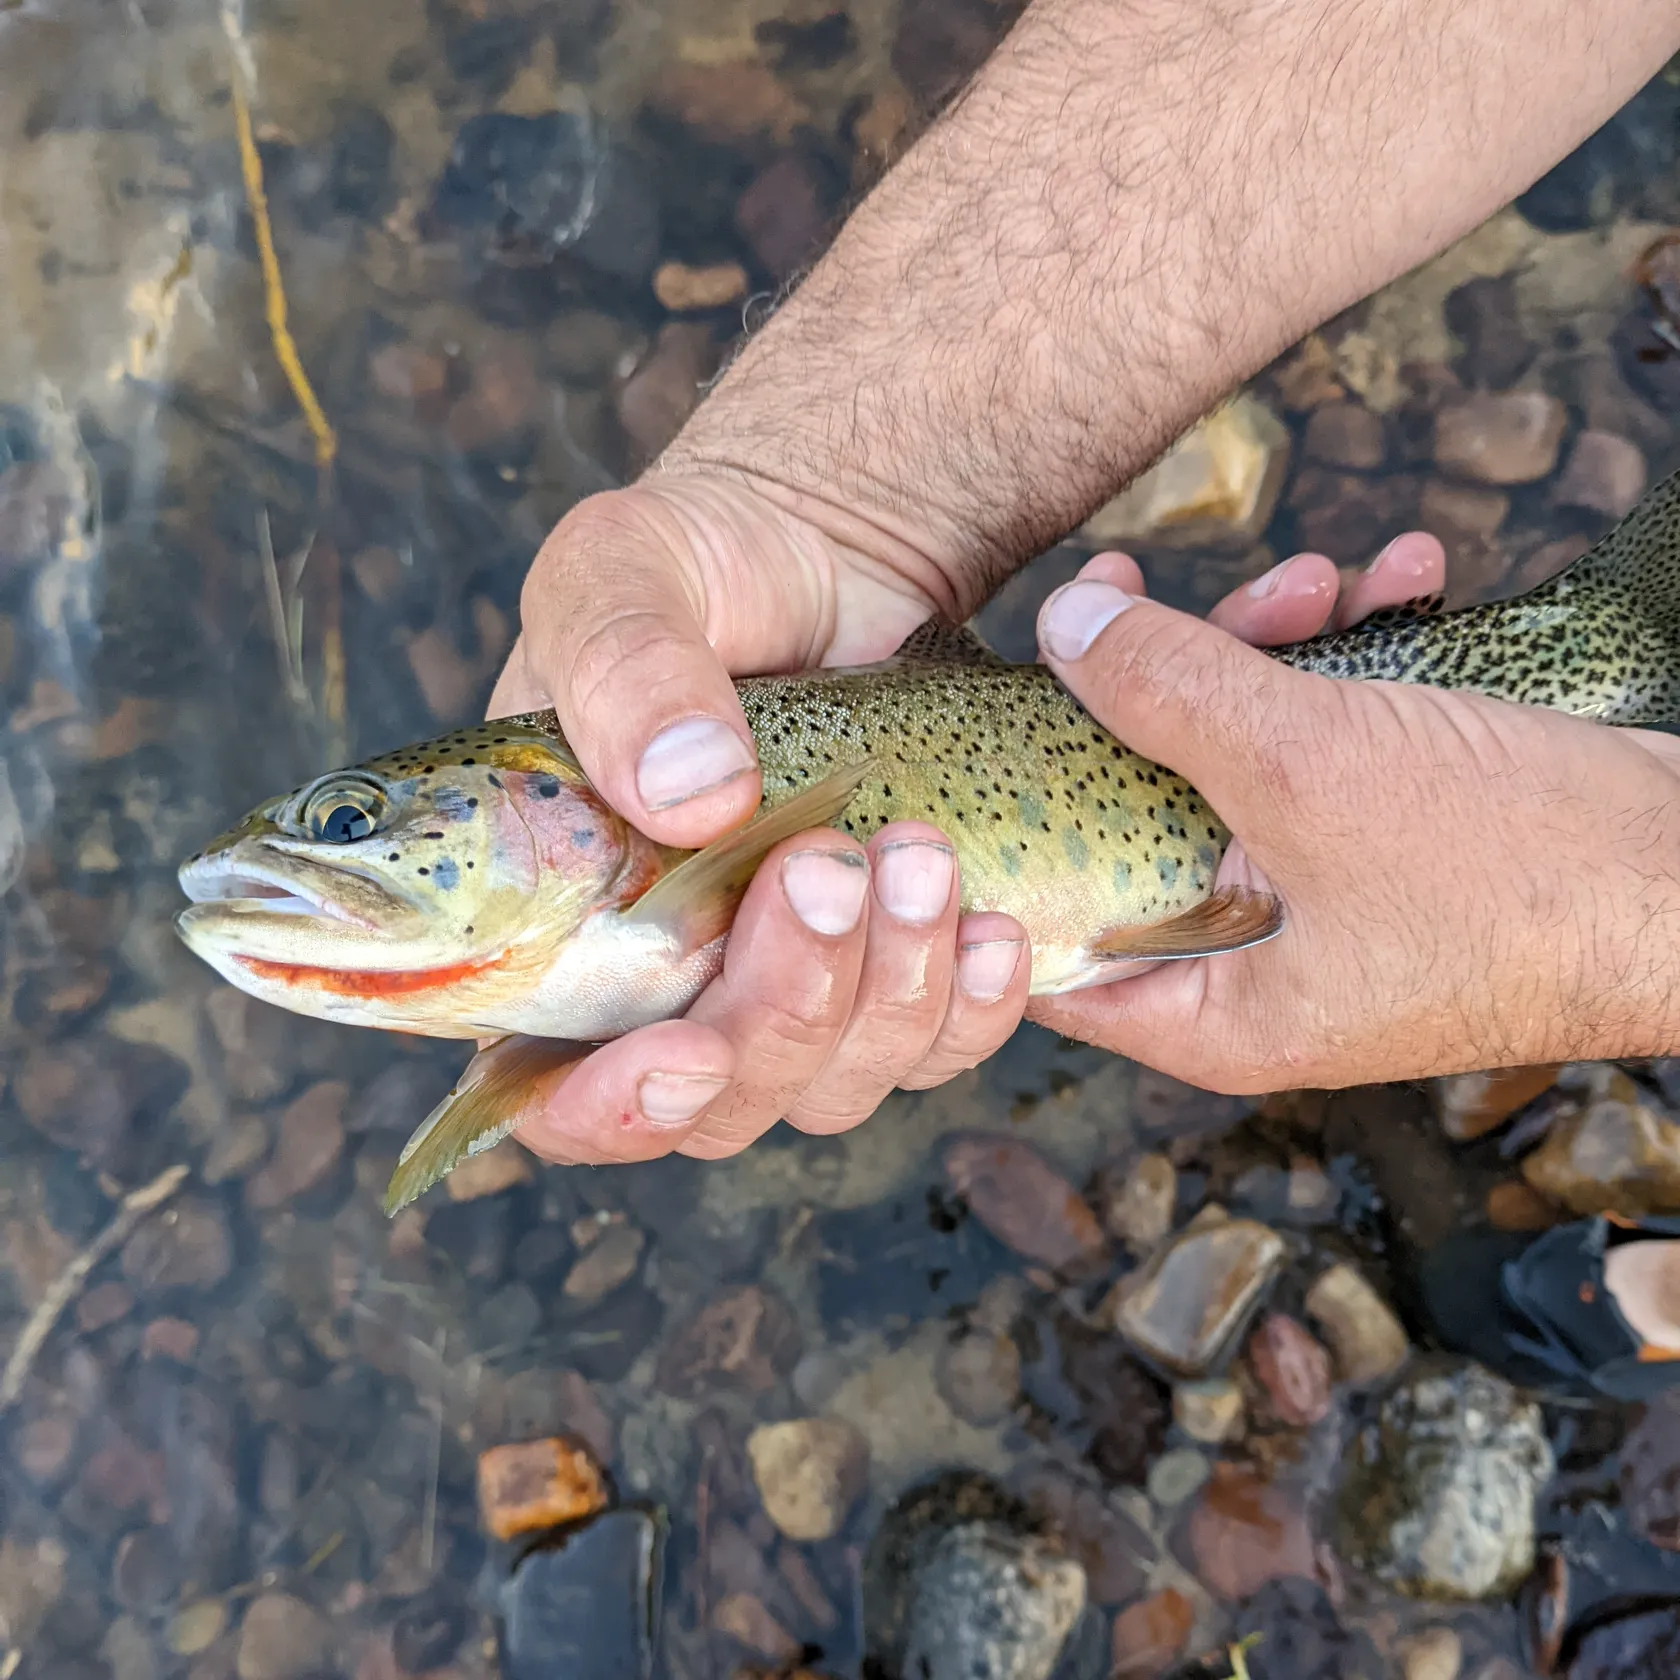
[2,5,1679,1677]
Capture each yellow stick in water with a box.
[228,68,337,471]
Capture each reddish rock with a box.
[648,60,809,145]
[1246,1313,1332,1427]
[616,322,718,463]
[656,1285,801,1397]
[75,1280,134,1333]
[1434,391,1567,485]
[1187,1461,1316,1601]
[476,1436,609,1541]
[943,1136,1108,1273]
[893,0,1001,107]
[18,1411,77,1483]
[1111,1587,1194,1680]
[445,349,541,456]
[349,545,407,605]
[142,1317,201,1362]
[246,1081,346,1209]
[735,154,831,281]
[1302,401,1387,471]
[1550,428,1646,519]
[712,1591,801,1664]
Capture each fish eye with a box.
[300,777,387,844]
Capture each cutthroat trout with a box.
[178,466,1680,1213]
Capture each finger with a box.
[1332,531,1447,629]
[899,911,1031,1090]
[513,486,764,850]
[1077,552,1148,595]
[1036,575,1331,824]
[679,832,872,1157]
[1206,553,1342,645]
[509,1019,737,1165]
[783,822,959,1135]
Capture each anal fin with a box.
[383,1035,591,1216]
[622,760,875,955]
[1088,886,1285,962]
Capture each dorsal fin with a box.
[892,618,1007,666]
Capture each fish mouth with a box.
[178,851,378,926]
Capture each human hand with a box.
[491,472,1037,1165]
[1032,545,1680,1094]
[492,512,1454,1167]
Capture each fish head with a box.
[176,721,634,1034]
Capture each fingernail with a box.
[1364,538,1399,576]
[957,938,1023,1001]
[1039,580,1134,661]
[782,848,869,936]
[637,717,757,811]
[1246,559,1292,598]
[874,839,955,925]
[638,1070,729,1127]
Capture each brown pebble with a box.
[712,1591,801,1664]
[476,1436,609,1541]
[75,1279,134,1333]
[445,350,542,455]
[405,626,480,724]
[142,1317,201,1362]
[1111,1587,1194,1680]
[615,323,719,464]
[944,1135,1108,1273]
[852,84,913,177]
[654,261,749,312]
[1550,428,1646,520]
[1486,1181,1562,1232]
[1432,1064,1563,1142]
[736,154,830,282]
[1187,1461,1315,1601]
[1302,401,1387,471]
[1434,391,1567,485]
[444,1140,533,1202]
[656,1285,802,1397]
[246,1080,346,1209]
[648,60,809,145]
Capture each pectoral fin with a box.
[623,761,876,954]
[383,1035,592,1215]
[1088,886,1285,962]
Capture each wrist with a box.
[662,0,1679,612]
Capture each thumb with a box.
[509,487,762,849]
[1036,567,1325,823]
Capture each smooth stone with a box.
[1113,1218,1285,1377]
[1304,1263,1409,1384]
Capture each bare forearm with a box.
[661,0,1680,604]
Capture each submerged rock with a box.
[862,1471,1091,1680]
[1303,1262,1409,1385]
[1334,1357,1554,1600]
[944,1135,1109,1274]
[1521,1074,1680,1215]
[498,1507,663,1680]
[1082,395,1290,552]
[1112,1215,1285,1377]
[747,1417,869,1542]
[900,1524,1088,1680]
[1187,1461,1317,1602]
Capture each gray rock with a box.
[863,1471,1096,1680]
[902,1524,1087,1680]
[1335,1356,1554,1600]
